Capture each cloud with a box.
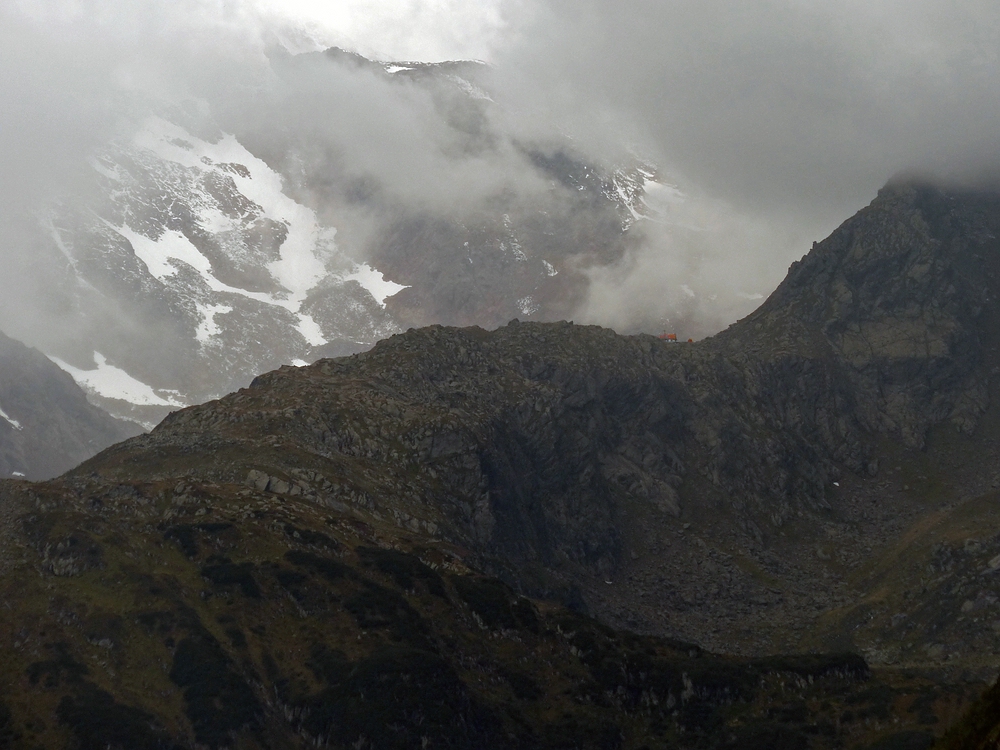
[0,1,270,209]
[0,0,558,350]
[489,0,1000,331]
[4,0,999,348]
[225,51,551,215]
[251,0,516,62]
[499,0,1000,218]
[0,0,548,219]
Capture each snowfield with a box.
[49,353,185,408]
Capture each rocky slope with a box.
[0,331,141,480]
[0,470,971,750]
[63,179,1000,662]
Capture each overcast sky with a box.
[3,0,1000,336]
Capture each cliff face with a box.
[0,331,141,480]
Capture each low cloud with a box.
[497,0,1000,223]
[483,0,1000,333]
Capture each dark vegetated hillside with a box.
[0,475,979,748]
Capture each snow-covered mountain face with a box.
[9,48,656,427]
[42,115,402,426]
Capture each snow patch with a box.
[195,303,233,343]
[341,264,408,308]
[295,313,327,346]
[135,118,327,297]
[118,224,213,283]
[49,353,184,407]
[11,471,24,478]
[641,179,686,222]
[0,404,22,431]
[384,64,412,74]
[614,177,645,223]
[517,296,539,316]
[542,260,558,277]
[114,223,326,344]
[131,118,332,346]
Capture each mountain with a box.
[0,330,141,480]
[65,178,1000,660]
[2,177,1000,746]
[8,48,653,428]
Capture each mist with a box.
[489,0,1000,330]
[3,0,1000,349]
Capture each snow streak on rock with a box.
[339,265,408,308]
[0,404,22,431]
[49,353,184,408]
[131,118,330,346]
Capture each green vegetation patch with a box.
[0,701,17,749]
[284,549,353,582]
[299,645,502,750]
[343,583,429,645]
[25,642,176,750]
[723,721,809,750]
[751,652,869,681]
[163,522,235,558]
[57,683,178,750]
[534,714,623,750]
[864,729,934,750]
[283,523,339,550]
[27,642,89,688]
